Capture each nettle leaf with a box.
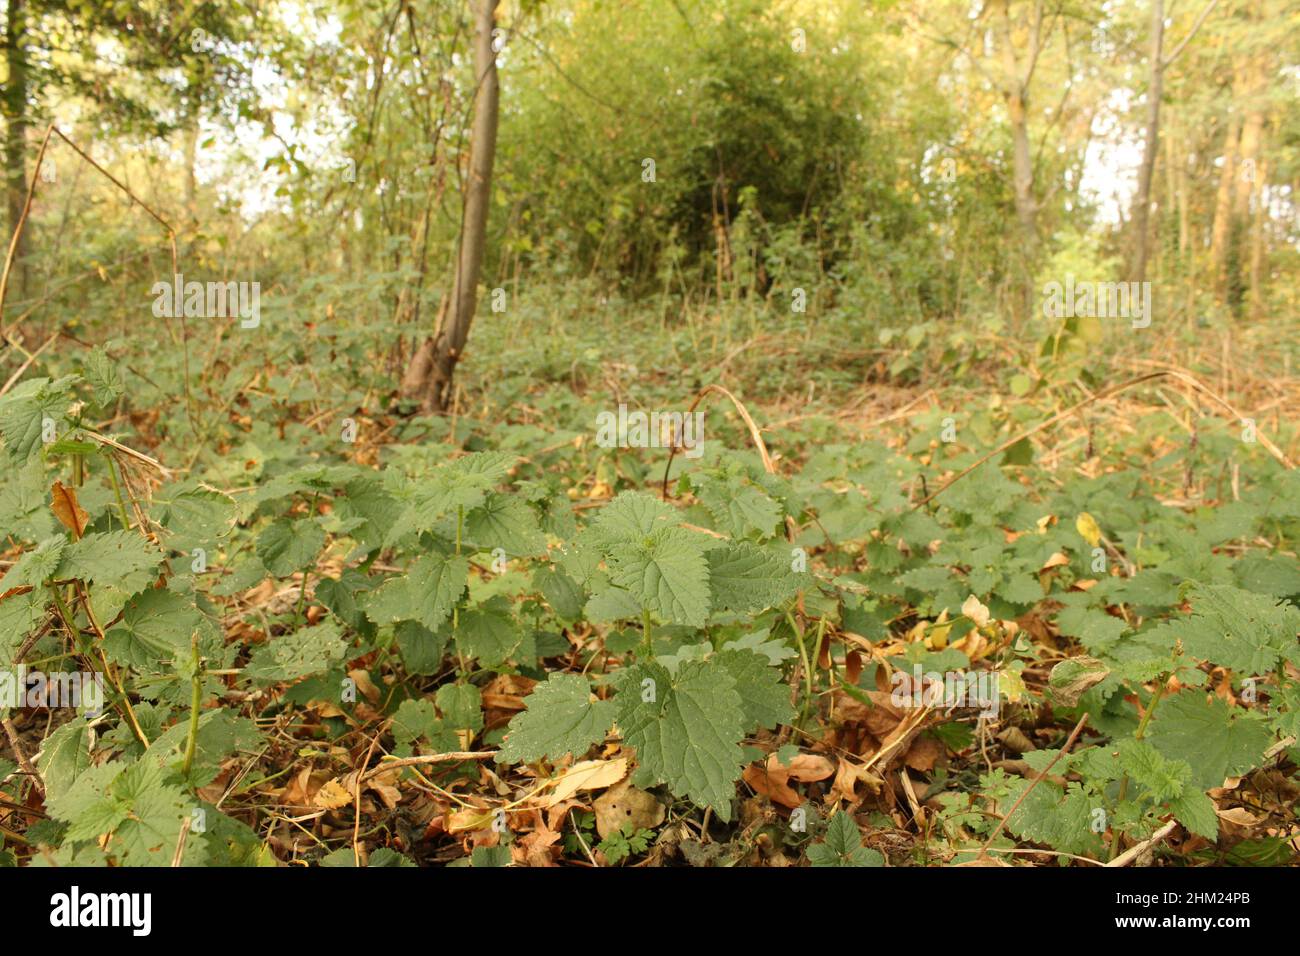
[0,589,46,667]
[101,763,206,865]
[391,699,440,745]
[82,348,124,409]
[713,647,794,730]
[585,491,677,548]
[497,673,614,764]
[1054,605,1129,654]
[584,584,643,624]
[256,518,326,577]
[534,565,585,622]
[436,682,483,733]
[0,375,76,462]
[614,659,746,819]
[1117,739,1191,802]
[35,718,92,800]
[454,599,523,667]
[153,484,237,553]
[1004,778,1104,857]
[362,553,468,631]
[388,451,516,540]
[245,619,348,684]
[1147,691,1274,790]
[706,541,802,614]
[695,473,782,539]
[394,620,447,676]
[1169,787,1219,841]
[1163,584,1300,674]
[104,587,202,667]
[807,811,883,867]
[608,526,711,626]
[57,530,162,587]
[2,535,65,589]
[463,492,546,556]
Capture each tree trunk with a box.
[3,0,29,301]
[1130,0,1163,283]
[402,0,499,414]
[992,0,1041,325]
[1207,114,1239,300]
[1248,154,1266,322]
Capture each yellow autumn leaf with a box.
[1075,512,1102,548]
[312,778,353,810]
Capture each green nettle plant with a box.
[1,357,1297,867]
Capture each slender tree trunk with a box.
[182,116,198,219]
[403,0,499,413]
[1130,0,1163,283]
[1208,114,1239,300]
[3,0,29,300]
[993,0,1039,324]
[1248,154,1266,322]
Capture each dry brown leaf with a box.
[593,779,664,839]
[50,480,89,539]
[903,734,945,772]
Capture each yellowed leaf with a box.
[1075,512,1102,548]
[313,778,353,810]
[543,757,629,807]
[961,594,990,629]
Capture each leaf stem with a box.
[1108,677,1168,861]
[181,633,202,779]
[105,453,132,530]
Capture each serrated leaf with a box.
[245,619,347,684]
[0,376,75,463]
[807,811,883,867]
[82,348,124,409]
[436,682,483,732]
[498,673,614,764]
[1147,691,1274,790]
[57,530,162,587]
[1117,739,1191,802]
[454,599,522,667]
[463,492,546,555]
[614,659,746,819]
[362,553,467,631]
[534,565,585,622]
[35,718,92,800]
[714,647,794,730]
[104,587,201,667]
[1166,584,1300,674]
[706,541,801,614]
[608,526,711,626]
[256,518,325,577]
[696,475,782,539]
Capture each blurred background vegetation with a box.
[1,0,1297,428]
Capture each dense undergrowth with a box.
[1,299,1298,867]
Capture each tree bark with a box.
[1207,113,1239,300]
[3,0,29,300]
[402,0,499,413]
[1130,0,1163,283]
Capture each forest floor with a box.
[2,300,1298,867]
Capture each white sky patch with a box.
[1079,87,1143,226]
